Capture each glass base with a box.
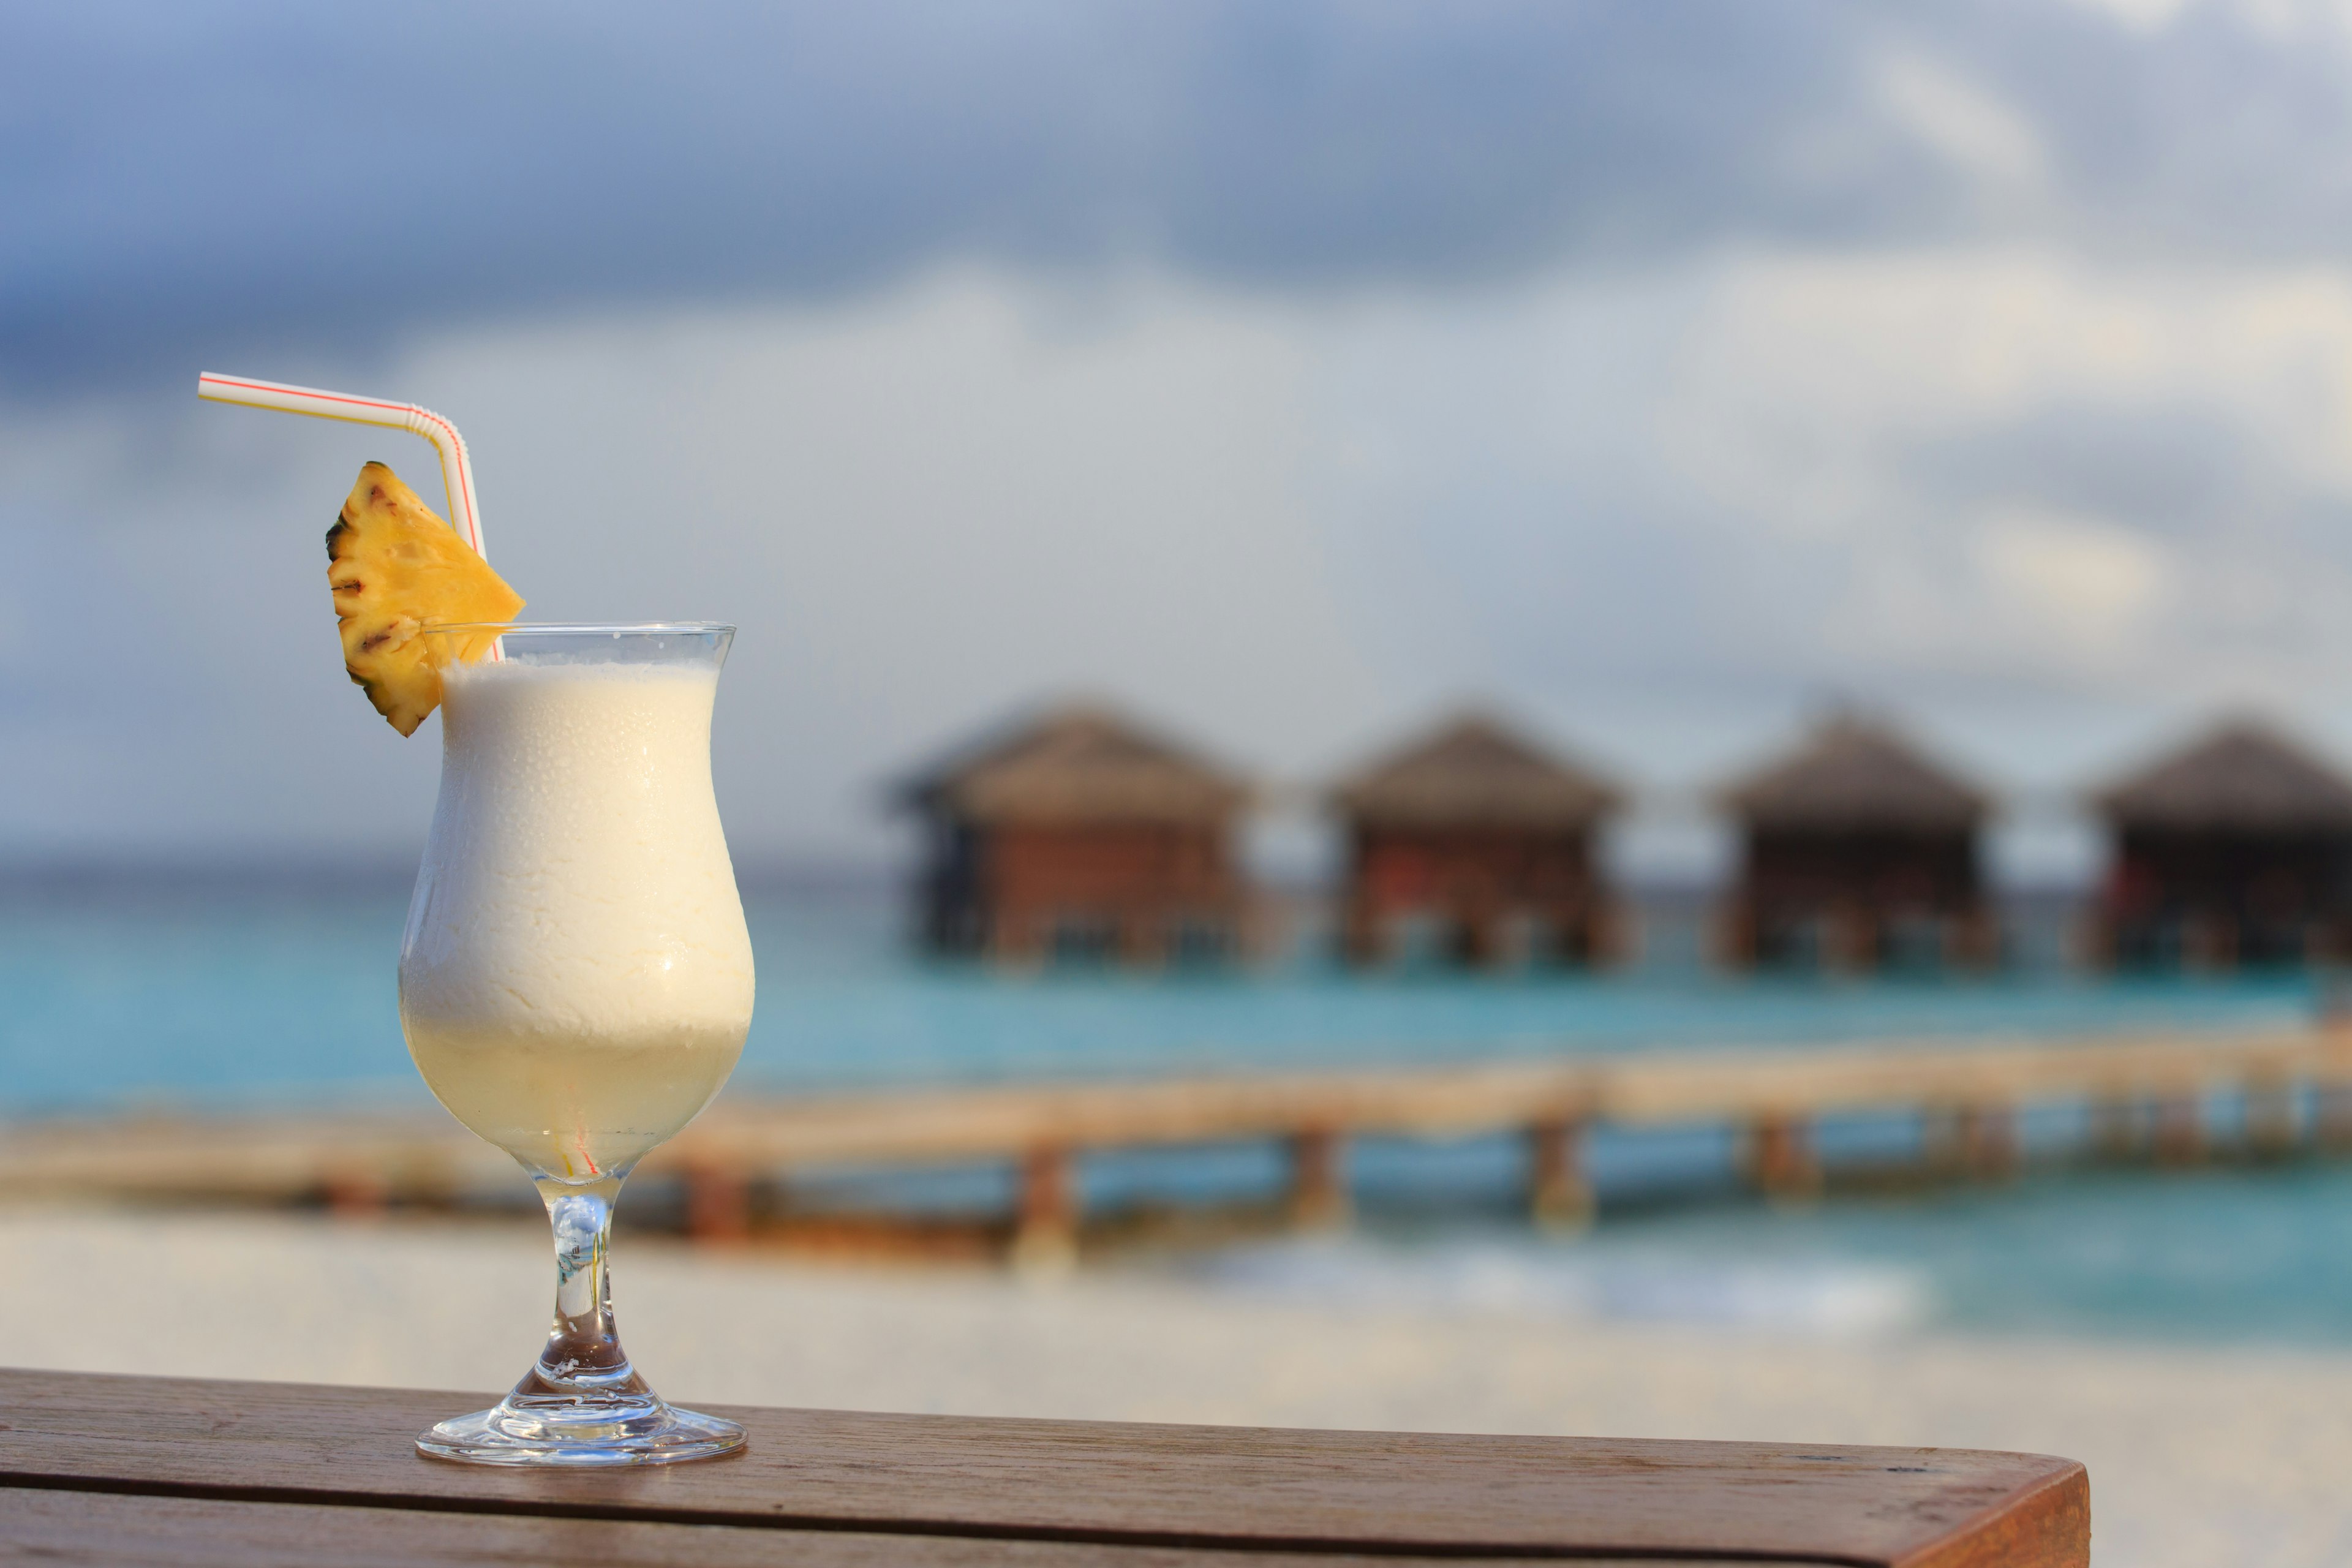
[417,1392,746,1466]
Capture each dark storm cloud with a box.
[7,0,2351,390]
[0,0,1938,386]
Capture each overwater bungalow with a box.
[899,702,1252,966]
[2089,718,2352,969]
[1330,712,1623,967]
[1718,714,1994,971]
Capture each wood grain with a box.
[0,1488,1837,1567]
[0,1368,2086,1566]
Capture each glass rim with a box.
[420,620,736,636]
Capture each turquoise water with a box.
[1188,1166,2352,1348]
[1,880,2311,1113]
[6,878,2348,1347]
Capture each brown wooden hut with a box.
[2089,719,2352,969]
[1719,715,1994,971]
[1330,713,1623,968]
[901,703,1251,966]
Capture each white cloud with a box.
[1874,47,2050,200]
[1618,248,2352,678]
[15,248,2352,860]
[0,271,1399,860]
[1975,507,2176,665]
[2057,0,2200,32]
[2055,0,2352,41]
[404,271,1405,860]
[1305,246,2352,780]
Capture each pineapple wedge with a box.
[326,462,524,736]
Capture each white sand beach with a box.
[2,1204,2342,1568]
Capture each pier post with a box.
[2184,916,2237,975]
[1945,908,1999,971]
[1526,1119,1594,1233]
[1586,903,1633,969]
[1120,910,1167,970]
[1235,897,1278,967]
[1749,1115,1822,1202]
[2074,911,2114,971]
[1919,1104,1963,1178]
[1012,1144,1079,1273]
[2088,1095,2139,1164]
[320,1164,389,1219]
[1714,900,1757,971]
[1823,909,1875,977]
[2244,1073,2301,1161]
[1924,1103,2014,1179]
[683,1161,752,1243]
[2150,1096,2205,1166]
[2316,1081,2352,1152]
[1288,1126,1351,1229]
[1342,904,1390,968]
[377,1150,458,1213]
[1957,1104,2019,1181]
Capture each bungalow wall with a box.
[1724,828,1991,970]
[922,820,1243,965]
[1341,824,1611,967]
[2098,827,2352,967]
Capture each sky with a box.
[10,0,2352,881]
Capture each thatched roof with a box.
[1722,714,1986,831]
[1330,712,1620,828]
[900,702,1249,825]
[2095,718,2352,829]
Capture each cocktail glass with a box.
[399,623,754,1465]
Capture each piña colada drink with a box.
[312,459,753,1465]
[400,650,753,1180]
[396,620,753,1466]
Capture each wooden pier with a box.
[5,1024,2348,1263]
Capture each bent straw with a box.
[197,372,488,559]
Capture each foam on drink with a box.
[399,657,755,1178]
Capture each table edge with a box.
[0,1368,2092,1564]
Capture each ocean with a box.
[4,873,2346,1348]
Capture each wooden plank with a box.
[0,1488,1761,1567]
[677,1062,1597,1164]
[1587,1029,2343,1124]
[0,1369,2086,1566]
[0,1112,512,1200]
[1,1023,2338,1207]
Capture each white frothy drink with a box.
[399,657,755,1180]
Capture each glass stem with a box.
[519,1176,648,1400]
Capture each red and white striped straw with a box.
[197,372,488,559]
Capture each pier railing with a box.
[7,1024,2347,1262]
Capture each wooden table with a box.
[0,1368,2087,1566]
